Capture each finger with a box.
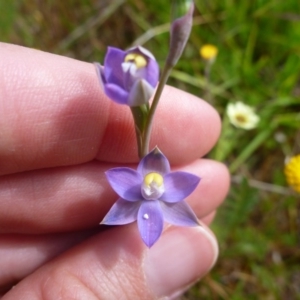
[0,230,97,293]
[0,160,228,234]
[201,210,216,225]
[95,86,221,166]
[0,43,221,175]
[3,224,218,299]
[0,162,112,234]
[0,212,217,292]
[179,159,230,219]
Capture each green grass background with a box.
[1,0,299,299]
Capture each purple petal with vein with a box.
[104,83,129,105]
[160,171,200,203]
[134,58,159,88]
[160,201,199,226]
[105,168,143,201]
[101,198,141,225]
[137,200,164,248]
[132,47,159,87]
[138,147,170,176]
[104,47,125,86]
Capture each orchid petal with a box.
[104,84,129,105]
[160,201,199,226]
[128,79,154,106]
[135,58,159,88]
[122,62,137,91]
[160,172,200,203]
[106,168,143,201]
[104,47,126,87]
[137,200,164,248]
[127,46,159,88]
[134,46,156,60]
[138,147,170,176]
[101,198,140,225]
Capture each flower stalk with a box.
[141,64,173,157]
[140,0,194,157]
[200,44,218,104]
[130,104,150,157]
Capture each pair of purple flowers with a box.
[96,0,199,248]
[96,45,201,248]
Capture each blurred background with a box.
[1,0,299,298]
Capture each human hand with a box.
[0,43,229,299]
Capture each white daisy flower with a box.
[226,101,260,130]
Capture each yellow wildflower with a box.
[284,155,300,193]
[199,44,218,61]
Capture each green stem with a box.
[130,105,149,159]
[229,127,274,173]
[203,61,214,104]
[134,125,143,158]
[141,63,173,157]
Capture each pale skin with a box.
[0,43,230,299]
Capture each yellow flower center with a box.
[284,155,300,193]
[142,172,165,200]
[144,172,164,187]
[235,113,248,124]
[199,44,218,60]
[124,53,147,69]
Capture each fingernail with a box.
[143,225,218,298]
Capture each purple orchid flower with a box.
[101,147,200,248]
[94,46,159,107]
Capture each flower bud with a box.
[167,0,194,67]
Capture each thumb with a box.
[3,224,218,300]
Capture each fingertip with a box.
[144,225,218,298]
[152,86,222,164]
[178,159,230,218]
[201,210,216,225]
